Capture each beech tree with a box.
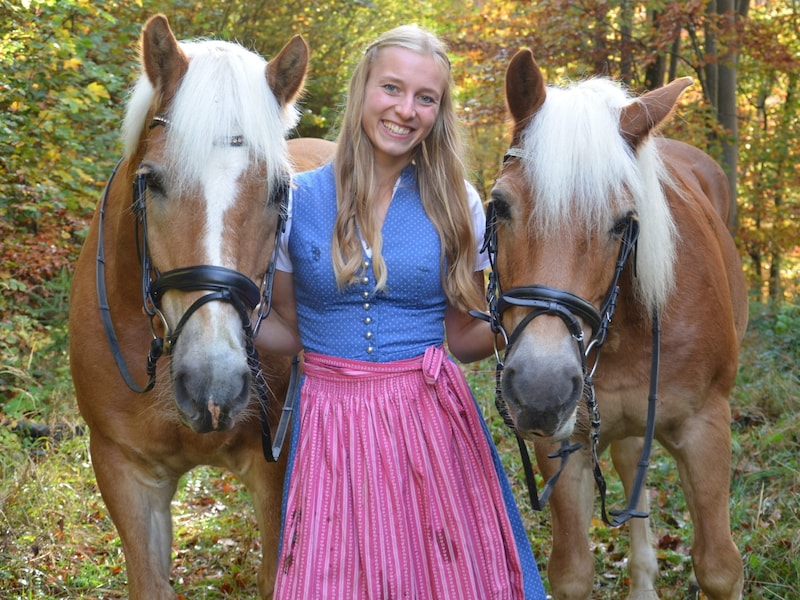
[736,2,799,302]
[1,0,796,302]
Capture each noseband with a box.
[95,115,296,462]
[476,154,660,527]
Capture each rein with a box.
[94,116,297,463]
[477,152,661,527]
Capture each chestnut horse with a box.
[486,50,748,599]
[68,15,334,599]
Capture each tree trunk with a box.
[716,0,741,231]
[619,0,633,85]
[644,9,666,90]
[748,249,763,301]
[768,252,782,302]
[704,2,719,108]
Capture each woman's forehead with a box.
[370,46,448,91]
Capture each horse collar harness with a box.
[477,155,661,527]
[95,115,297,463]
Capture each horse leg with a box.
[229,449,288,598]
[610,437,659,600]
[663,400,743,600]
[89,435,179,599]
[536,441,596,600]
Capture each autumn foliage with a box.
[0,2,798,598]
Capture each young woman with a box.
[258,25,546,599]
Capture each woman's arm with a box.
[255,269,302,356]
[444,271,501,363]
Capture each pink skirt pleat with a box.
[274,346,525,599]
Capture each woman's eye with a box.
[418,95,437,105]
[383,84,399,93]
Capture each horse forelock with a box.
[515,77,677,311]
[122,39,298,191]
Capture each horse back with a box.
[658,138,732,226]
[659,138,749,343]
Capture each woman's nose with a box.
[395,95,415,119]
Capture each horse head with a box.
[490,49,690,442]
[120,15,307,433]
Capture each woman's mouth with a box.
[382,120,411,135]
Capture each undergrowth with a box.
[1,266,797,598]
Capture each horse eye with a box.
[490,193,512,221]
[137,163,167,197]
[145,171,166,196]
[611,215,632,237]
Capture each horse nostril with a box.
[171,364,250,433]
[572,375,583,400]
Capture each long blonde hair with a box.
[331,25,483,312]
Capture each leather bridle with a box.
[476,150,660,527]
[95,115,297,462]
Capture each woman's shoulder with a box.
[290,162,337,219]
[465,179,481,206]
[293,161,334,187]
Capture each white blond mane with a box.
[122,39,299,191]
[517,77,678,312]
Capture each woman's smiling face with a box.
[361,46,447,170]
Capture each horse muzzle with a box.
[171,337,253,433]
[500,334,584,441]
[173,377,250,433]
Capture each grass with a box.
[1,288,798,598]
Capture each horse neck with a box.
[604,267,654,348]
[102,160,146,304]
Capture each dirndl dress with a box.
[273,163,546,598]
[273,346,545,599]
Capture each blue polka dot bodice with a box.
[289,163,447,362]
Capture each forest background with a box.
[1,1,798,598]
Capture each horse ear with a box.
[267,35,309,107]
[505,49,546,130]
[619,77,693,148]
[140,14,189,99]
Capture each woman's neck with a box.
[371,161,408,228]
[372,159,407,190]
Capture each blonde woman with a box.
[258,25,546,599]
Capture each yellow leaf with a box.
[63,57,82,71]
[87,81,110,101]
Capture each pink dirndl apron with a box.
[273,346,526,599]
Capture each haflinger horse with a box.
[486,49,748,599]
[68,15,334,600]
